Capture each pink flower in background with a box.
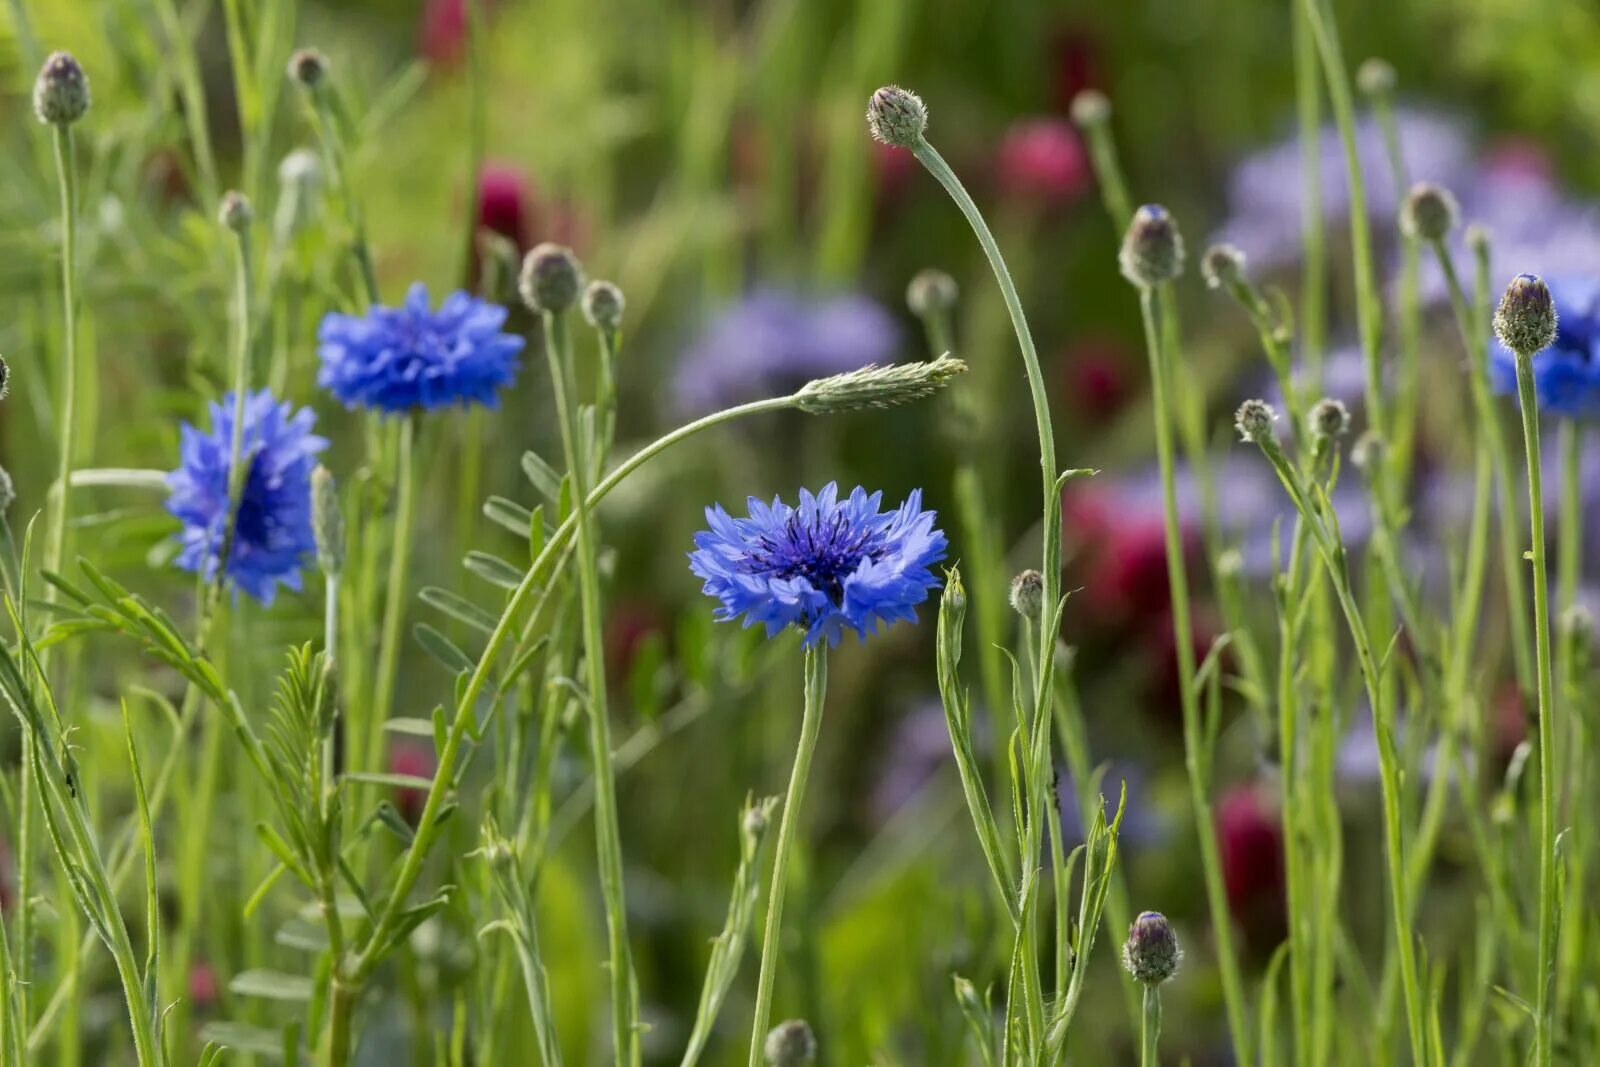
[997,118,1090,206]
[188,962,219,1011]
[478,164,531,252]
[420,0,468,65]
[389,740,438,825]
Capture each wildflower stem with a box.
[369,414,419,764]
[1512,349,1558,1067]
[43,123,80,609]
[1140,984,1162,1067]
[541,309,639,1067]
[1430,239,1534,698]
[747,645,827,1067]
[1138,286,1254,1064]
[218,225,257,590]
[349,391,792,984]
[1292,0,1327,382]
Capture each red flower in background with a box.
[1216,782,1285,950]
[478,164,532,251]
[1049,27,1105,113]
[389,740,438,825]
[1058,336,1133,424]
[605,599,668,682]
[188,961,219,1011]
[996,118,1090,207]
[420,0,469,65]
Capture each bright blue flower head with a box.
[316,282,525,412]
[689,482,947,647]
[1489,276,1600,418]
[165,389,327,605]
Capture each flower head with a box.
[1399,181,1459,242]
[1009,569,1045,619]
[1488,275,1596,415]
[1122,911,1181,985]
[689,483,946,647]
[165,390,327,604]
[519,243,584,315]
[287,48,328,91]
[1119,204,1185,288]
[317,283,524,412]
[866,86,927,148]
[1234,398,1278,443]
[34,51,90,126]
[1493,272,1560,360]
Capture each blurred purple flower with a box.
[870,701,959,824]
[1057,761,1165,846]
[1213,108,1473,271]
[673,289,900,414]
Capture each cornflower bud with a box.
[1234,398,1278,444]
[0,355,9,401]
[1309,397,1351,442]
[763,1020,817,1066]
[1122,910,1181,985]
[1465,223,1491,257]
[1069,89,1111,130]
[866,86,927,148]
[581,280,625,333]
[906,268,959,319]
[1351,430,1386,473]
[0,464,13,516]
[34,51,90,126]
[1356,58,1397,98]
[1399,182,1459,242]
[1493,273,1558,357]
[218,190,254,233]
[1009,569,1045,620]
[1119,204,1185,288]
[1201,243,1246,290]
[287,48,328,90]
[518,243,584,314]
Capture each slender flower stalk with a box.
[526,244,640,1066]
[368,413,418,759]
[1493,274,1561,1067]
[1133,277,1253,1065]
[747,647,827,1067]
[1122,912,1179,1067]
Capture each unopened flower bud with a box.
[943,566,968,618]
[1201,243,1246,290]
[1351,430,1386,473]
[518,243,584,314]
[742,803,770,844]
[1119,204,1185,288]
[1215,547,1243,579]
[1399,182,1459,242]
[1069,89,1111,130]
[0,464,13,516]
[0,355,9,401]
[1234,398,1277,444]
[866,86,927,148]
[311,465,344,575]
[1356,58,1397,98]
[1309,397,1351,441]
[1465,223,1491,256]
[581,280,625,333]
[763,1020,817,1066]
[906,268,958,319]
[1122,910,1181,985]
[287,48,328,91]
[279,148,322,189]
[34,52,90,126]
[793,356,966,415]
[1009,569,1045,620]
[1560,605,1594,646]
[218,190,253,233]
[1493,273,1558,357]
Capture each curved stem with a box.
[1513,351,1558,1067]
[542,309,638,1066]
[746,646,827,1067]
[1139,287,1254,1064]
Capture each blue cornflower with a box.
[689,482,947,647]
[1489,276,1600,417]
[316,282,525,412]
[165,389,327,605]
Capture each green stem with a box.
[1293,0,1327,383]
[369,415,419,767]
[348,392,794,983]
[1513,350,1558,1067]
[541,309,638,1066]
[1141,984,1163,1067]
[1140,287,1254,1064]
[746,646,827,1067]
[43,124,80,603]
